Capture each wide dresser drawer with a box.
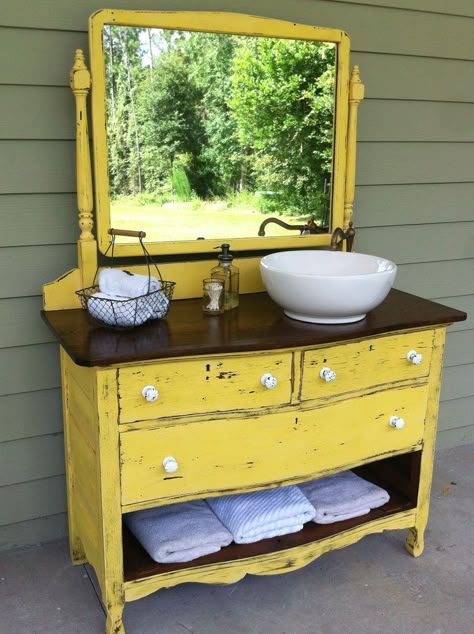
[118,351,293,423]
[300,331,433,402]
[120,384,428,507]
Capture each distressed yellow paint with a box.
[124,509,416,602]
[59,320,449,633]
[406,327,446,557]
[118,351,293,423]
[300,330,434,403]
[120,384,428,508]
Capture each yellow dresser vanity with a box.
[41,10,466,633]
[43,292,465,633]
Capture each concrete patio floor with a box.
[1,443,473,634]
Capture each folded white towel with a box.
[207,486,315,544]
[88,291,169,327]
[299,471,390,524]
[124,500,233,563]
[98,268,160,298]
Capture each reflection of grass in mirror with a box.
[110,196,309,242]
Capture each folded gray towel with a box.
[124,500,233,563]
[299,471,390,524]
[207,486,315,544]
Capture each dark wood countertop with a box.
[42,289,466,367]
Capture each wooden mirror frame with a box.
[84,9,363,258]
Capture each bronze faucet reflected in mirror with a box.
[330,221,355,251]
[258,217,327,237]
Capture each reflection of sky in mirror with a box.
[138,29,192,66]
[104,26,336,241]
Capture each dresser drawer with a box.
[118,351,293,423]
[300,331,433,402]
[120,384,428,507]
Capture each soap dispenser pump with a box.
[211,243,239,310]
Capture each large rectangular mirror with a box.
[89,11,350,256]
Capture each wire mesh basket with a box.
[76,229,176,329]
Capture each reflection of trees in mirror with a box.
[104,26,335,236]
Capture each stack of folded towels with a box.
[125,472,390,563]
[87,268,169,327]
[299,471,390,524]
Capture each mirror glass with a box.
[103,26,335,242]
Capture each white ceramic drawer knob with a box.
[407,350,423,365]
[261,373,278,389]
[142,385,159,402]
[389,415,405,430]
[320,367,336,382]
[162,456,179,473]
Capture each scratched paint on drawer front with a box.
[120,384,428,507]
[118,352,293,423]
[301,331,434,402]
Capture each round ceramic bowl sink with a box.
[260,250,397,324]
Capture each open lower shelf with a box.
[123,452,421,583]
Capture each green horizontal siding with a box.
[438,425,474,450]
[0,194,77,247]
[395,261,474,298]
[359,101,474,143]
[0,141,76,194]
[438,396,474,432]
[0,434,65,489]
[353,52,474,102]
[0,513,68,551]
[0,297,56,348]
[0,475,66,527]
[444,331,474,367]
[356,183,474,227]
[0,344,60,397]
[357,223,474,264]
[0,0,472,551]
[440,364,474,402]
[357,143,474,186]
[0,245,76,298]
[0,389,63,442]
[0,86,74,140]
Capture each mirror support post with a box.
[344,66,365,235]
[70,50,97,287]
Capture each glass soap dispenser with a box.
[211,243,239,310]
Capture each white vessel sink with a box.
[260,250,397,324]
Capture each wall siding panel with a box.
[0,389,63,443]
[0,86,74,140]
[0,297,56,347]
[0,245,77,299]
[0,194,78,247]
[356,183,474,227]
[0,0,472,550]
[0,475,66,526]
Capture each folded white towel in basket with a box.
[299,471,390,524]
[124,500,233,563]
[207,486,315,544]
[88,292,169,327]
[98,268,160,298]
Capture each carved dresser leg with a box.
[405,526,425,557]
[105,602,125,634]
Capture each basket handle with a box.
[108,228,147,238]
